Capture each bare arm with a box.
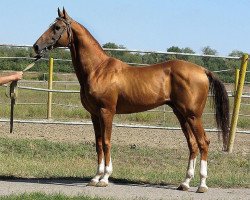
[0,72,23,85]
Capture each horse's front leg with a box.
[96,108,114,187]
[87,114,105,186]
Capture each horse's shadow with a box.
[0,175,177,190]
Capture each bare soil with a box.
[0,122,249,154]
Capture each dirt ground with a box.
[0,121,249,154]
[0,121,249,199]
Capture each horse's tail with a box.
[205,70,230,151]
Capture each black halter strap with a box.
[51,17,72,47]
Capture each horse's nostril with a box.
[33,44,40,52]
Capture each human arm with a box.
[0,72,23,85]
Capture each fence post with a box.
[228,54,248,153]
[47,57,54,119]
[234,68,240,94]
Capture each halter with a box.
[44,17,72,52]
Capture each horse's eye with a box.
[55,25,61,31]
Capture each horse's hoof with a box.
[86,180,98,186]
[196,186,208,193]
[96,181,108,187]
[177,183,189,191]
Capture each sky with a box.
[0,0,250,56]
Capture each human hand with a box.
[0,71,24,85]
[11,71,23,81]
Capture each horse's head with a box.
[33,8,72,56]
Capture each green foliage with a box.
[229,50,244,57]
[102,42,126,60]
[202,46,217,55]
[0,44,248,83]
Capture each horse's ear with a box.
[57,8,63,18]
[63,7,71,20]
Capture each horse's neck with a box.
[69,21,108,85]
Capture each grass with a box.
[0,193,111,200]
[238,117,250,129]
[0,137,248,188]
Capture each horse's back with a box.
[97,58,210,115]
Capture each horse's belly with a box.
[115,96,169,114]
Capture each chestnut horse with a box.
[33,8,229,193]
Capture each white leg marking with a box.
[182,158,197,188]
[199,160,208,189]
[91,159,105,183]
[100,157,113,184]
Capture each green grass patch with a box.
[238,117,250,129]
[0,137,248,188]
[0,192,111,200]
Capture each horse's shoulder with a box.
[98,57,127,72]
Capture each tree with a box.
[102,42,126,59]
[166,46,196,61]
[167,46,182,53]
[182,47,195,54]
[202,46,217,55]
[228,50,244,57]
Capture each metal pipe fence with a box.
[0,44,249,136]
[0,44,242,59]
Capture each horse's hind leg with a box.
[87,114,104,186]
[187,116,210,193]
[173,109,199,191]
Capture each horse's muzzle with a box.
[33,42,54,57]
